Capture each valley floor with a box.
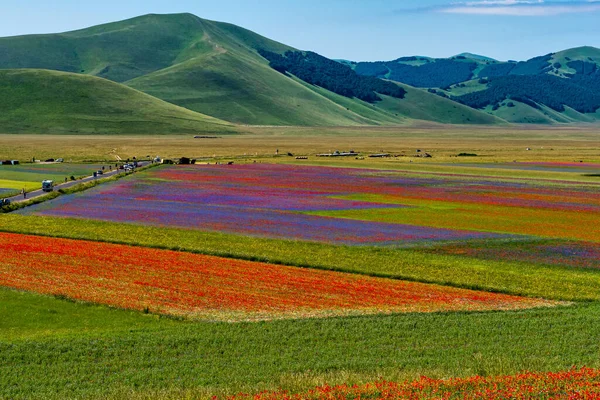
[0,125,599,163]
[1,126,599,399]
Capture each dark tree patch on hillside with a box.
[509,55,553,76]
[454,74,600,113]
[258,50,406,103]
[354,62,389,77]
[354,59,477,88]
[479,63,516,78]
[567,61,597,76]
[397,56,419,62]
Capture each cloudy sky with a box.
[0,0,598,61]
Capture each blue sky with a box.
[1,0,598,61]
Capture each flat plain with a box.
[1,127,600,399]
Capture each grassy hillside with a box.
[550,46,600,76]
[127,51,384,126]
[378,84,503,125]
[1,13,383,127]
[125,17,406,126]
[0,69,234,134]
[0,13,290,83]
[0,13,501,127]
[1,13,598,127]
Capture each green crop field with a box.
[0,163,116,196]
[2,287,600,399]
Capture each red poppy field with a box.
[230,368,600,400]
[0,232,560,321]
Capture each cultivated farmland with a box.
[1,144,600,399]
[0,162,111,195]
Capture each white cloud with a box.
[431,0,600,16]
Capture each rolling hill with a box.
[0,13,501,128]
[352,47,600,124]
[0,69,234,134]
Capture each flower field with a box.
[18,164,525,245]
[230,367,600,399]
[9,161,600,289]
[426,239,600,270]
[0,232,559,321]
[17,163,600,272]
[2,160,600,399]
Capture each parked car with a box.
[42,180,54,192]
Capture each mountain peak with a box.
[454,53,497,62]
[554,46,600,60]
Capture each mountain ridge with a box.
[0,13,596,129]
[0,12,502,129]
[351,46,600,124]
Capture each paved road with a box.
[5,162,147,204]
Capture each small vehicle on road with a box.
[42,180,54,192]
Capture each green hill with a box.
[127,49,383,126]
[0,13,500,127]
[549,47,600,77]
[0,69,234,134]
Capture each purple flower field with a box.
[428,240,600,270]
[18,164,512,245]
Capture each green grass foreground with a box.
[1,215,600,301]
[0,287,599,399]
